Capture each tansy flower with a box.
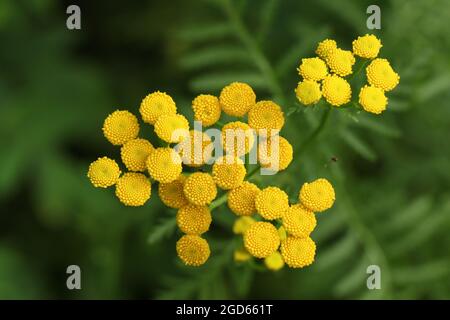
[154,113,189,143]
[255,186,289,220]
[247,100,285,135]
[139,91,177,125]
[233,216,256,234]
[281,236,316,268]
[227,181,260,216]
[352,34,382,59]
[282,204,317,238]
[219,82,256,117]
[322,75,352,106]
[212,156,246,190]
[325,48,355,77]
[176,204,212,235]
[158,175,189,209]
[120,138,154,172]
[176,235,210,267]
[222,121,255,157]
[295,80,322,105]
[234,248,252,262]
[146,147,182,183]
[87,157,121,188]
[359,85,388,114]
[366,58,400,92]
[244,222,280,258]
[297,57,328,81]
[177,130,213,167]
[316,39,337,60]
[115,172,151,206]
[264,251,285,271]
[299,178,335,213]
[102,110,140,145]
[192,94,221,127]
[183,172,217,206]
[258,135,293,171]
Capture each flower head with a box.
[176,235,210,266]
[299,178,335,212]
[366,58,400,92]
[102,110,140,145]
[258,135,293,171]
[281,236,316,268]
[234,248,252,262]
[139,91,177,125]
[178,130,213,167]
[322,75,352,106]
[158,175,189,208]
[120,138,154,172]
[87,157,121,188]
[359,85,388,114]
[115,172,151,206]
[244,222,280,258]
[295,80,322,105]
[282,204,317,238]
[325,48,355,77]
[264,251,285,271]
[233,216,256,234]
[278,226,287,241]
[297,57,328,81]
[248,100,285,134]
[255,186,289,220]
[316,39,337,60]
[227,181,260,216]
[154,113,189,143]
[192,94,221,127]
[177,204,212,235]
[146,147,182,183]
[219,82,256,117]
[212,156,246,190]
[352,34,382,59]
[222,121,255,157]
[183,172,217,205]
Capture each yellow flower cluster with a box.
[295,34,399,115]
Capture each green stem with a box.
[222,0,285,104]
[296,107,332,156]
[210,193,228,210]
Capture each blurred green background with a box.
[0,0,450,299]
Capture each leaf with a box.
[334,257,369,296]
[356,116,401,138]
[340,130,377,161]
[177,22,232,43]
[315,233,359,271]
[189,71,267,92]
[179,45,249,70]
[392,260,450,285]
[416,73,450,102]
[147,216,177,245]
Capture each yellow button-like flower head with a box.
[115,172,151,206]
[139,91,177,125]
[154,113,189,143]
[366,58,400,92]
[219,82,256,117]
[177,204,212,235]
[222,121,255,157]
[359,85,388,114]
[212,156,246,190]
[299,178,335,212]
[281,236,316,268]
[87,157,121,188]
[227,181,260,216]
[102,110,140,145]
[352,34,382,59]
[244,222,280,258]
[282,204,317,238]
[325,48,355,77]
[255,186,289,220]
[178,130,213,167]
[233,216,256,234]
[264,251,285,271]
[258,135,293,171]
[248,100,285,135]
[315,39,337,60]
[297,57,328,81]
[176,235,210,267]
[120,138,154,172]
[322,75,352,106]
[146,147,182,183]
[295,80,322,105]
[183,172,217,205]
[158,175,189,208]
[192,94,221,127]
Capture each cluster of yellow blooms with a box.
[295,34,400,114]
[232,178,335,270]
